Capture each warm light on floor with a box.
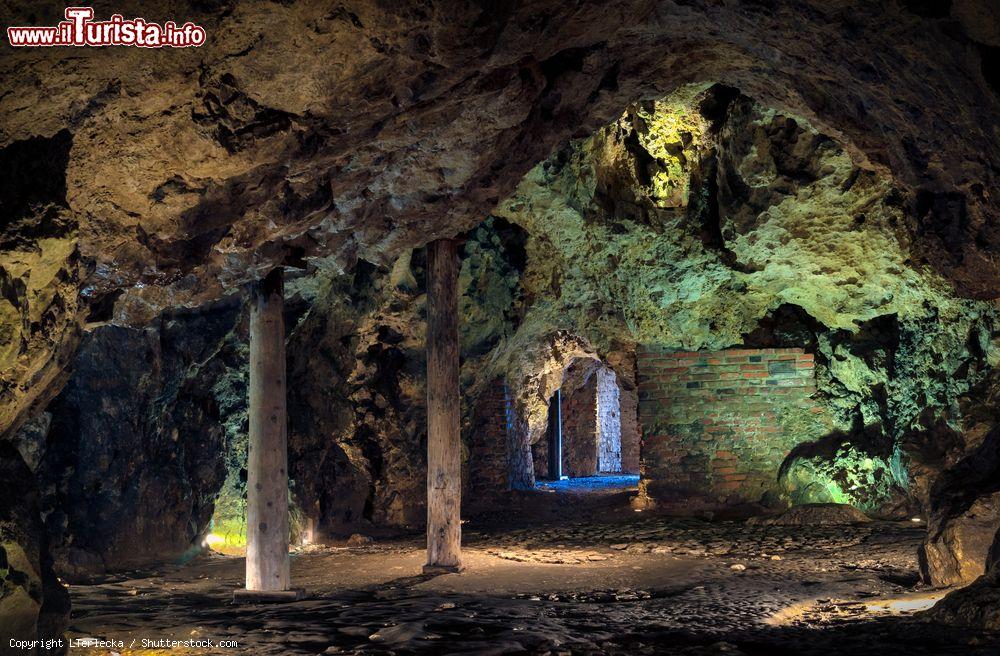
[864,592,946,614]
[768,591,947,626]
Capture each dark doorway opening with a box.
[546,389,563,480]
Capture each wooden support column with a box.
[237,268,301,601]
[424,239,462,573]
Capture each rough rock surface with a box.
[491,87,998,514]
[920,425,1000,586]
[927,531,1000,630]
[285,263,430,532]
[2,0,1000,633]
[281,217,527,534]
[26,301,241,578]
[746,503,871,526]
[1,0,1000,443]
[922,491,1000,586]
[0,129,82,443]
[0,442,68,650]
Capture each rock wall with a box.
[219,218,528,537]
[0,442,68,651]
[493,86,999,519]
[920,425,1000,586]
[25,300,242,578]
[926,529,1000,631]
[284,264,428,533]
[0,130,82,444]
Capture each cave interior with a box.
[2,1,1000,655]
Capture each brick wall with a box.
[619,381,640,474]
[468,379,513,499]
[531,380,603,480]
[560,373,598,477]
[637,347,819,504]
[532,358,641,479]
[531,394,558,481]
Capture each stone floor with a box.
[68,509,998,656]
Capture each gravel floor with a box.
[68,512,998,655]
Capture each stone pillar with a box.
[241,268,295,598]
[596,367,622,473]
[425,239,462,573]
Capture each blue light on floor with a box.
[535,474,639,492]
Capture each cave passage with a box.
[3,3,1000,655]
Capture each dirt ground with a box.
[68,487,998,655]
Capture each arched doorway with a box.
[533,357,639,489]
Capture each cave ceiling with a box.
[1,0,999,436]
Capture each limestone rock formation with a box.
[0,129,82,444]
[926,531,1000,631]
[26,301,241,578]
[922,491,1000,586]
[492,86,999,515]
[745,502,871,526]
[920,426,1000,586]
[1,0,999,445]
[0,442,68,650]
[1,0,1000,633]
[286,217,527,531]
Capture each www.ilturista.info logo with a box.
[7,7,206,48]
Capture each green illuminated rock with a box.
[492,86,998,513]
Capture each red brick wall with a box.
[531,379,602,480]
[560,374,598,477]
[619,381,640,474]
[532,358,640,479]
[468,379,513,500]
[637,347,819,504]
